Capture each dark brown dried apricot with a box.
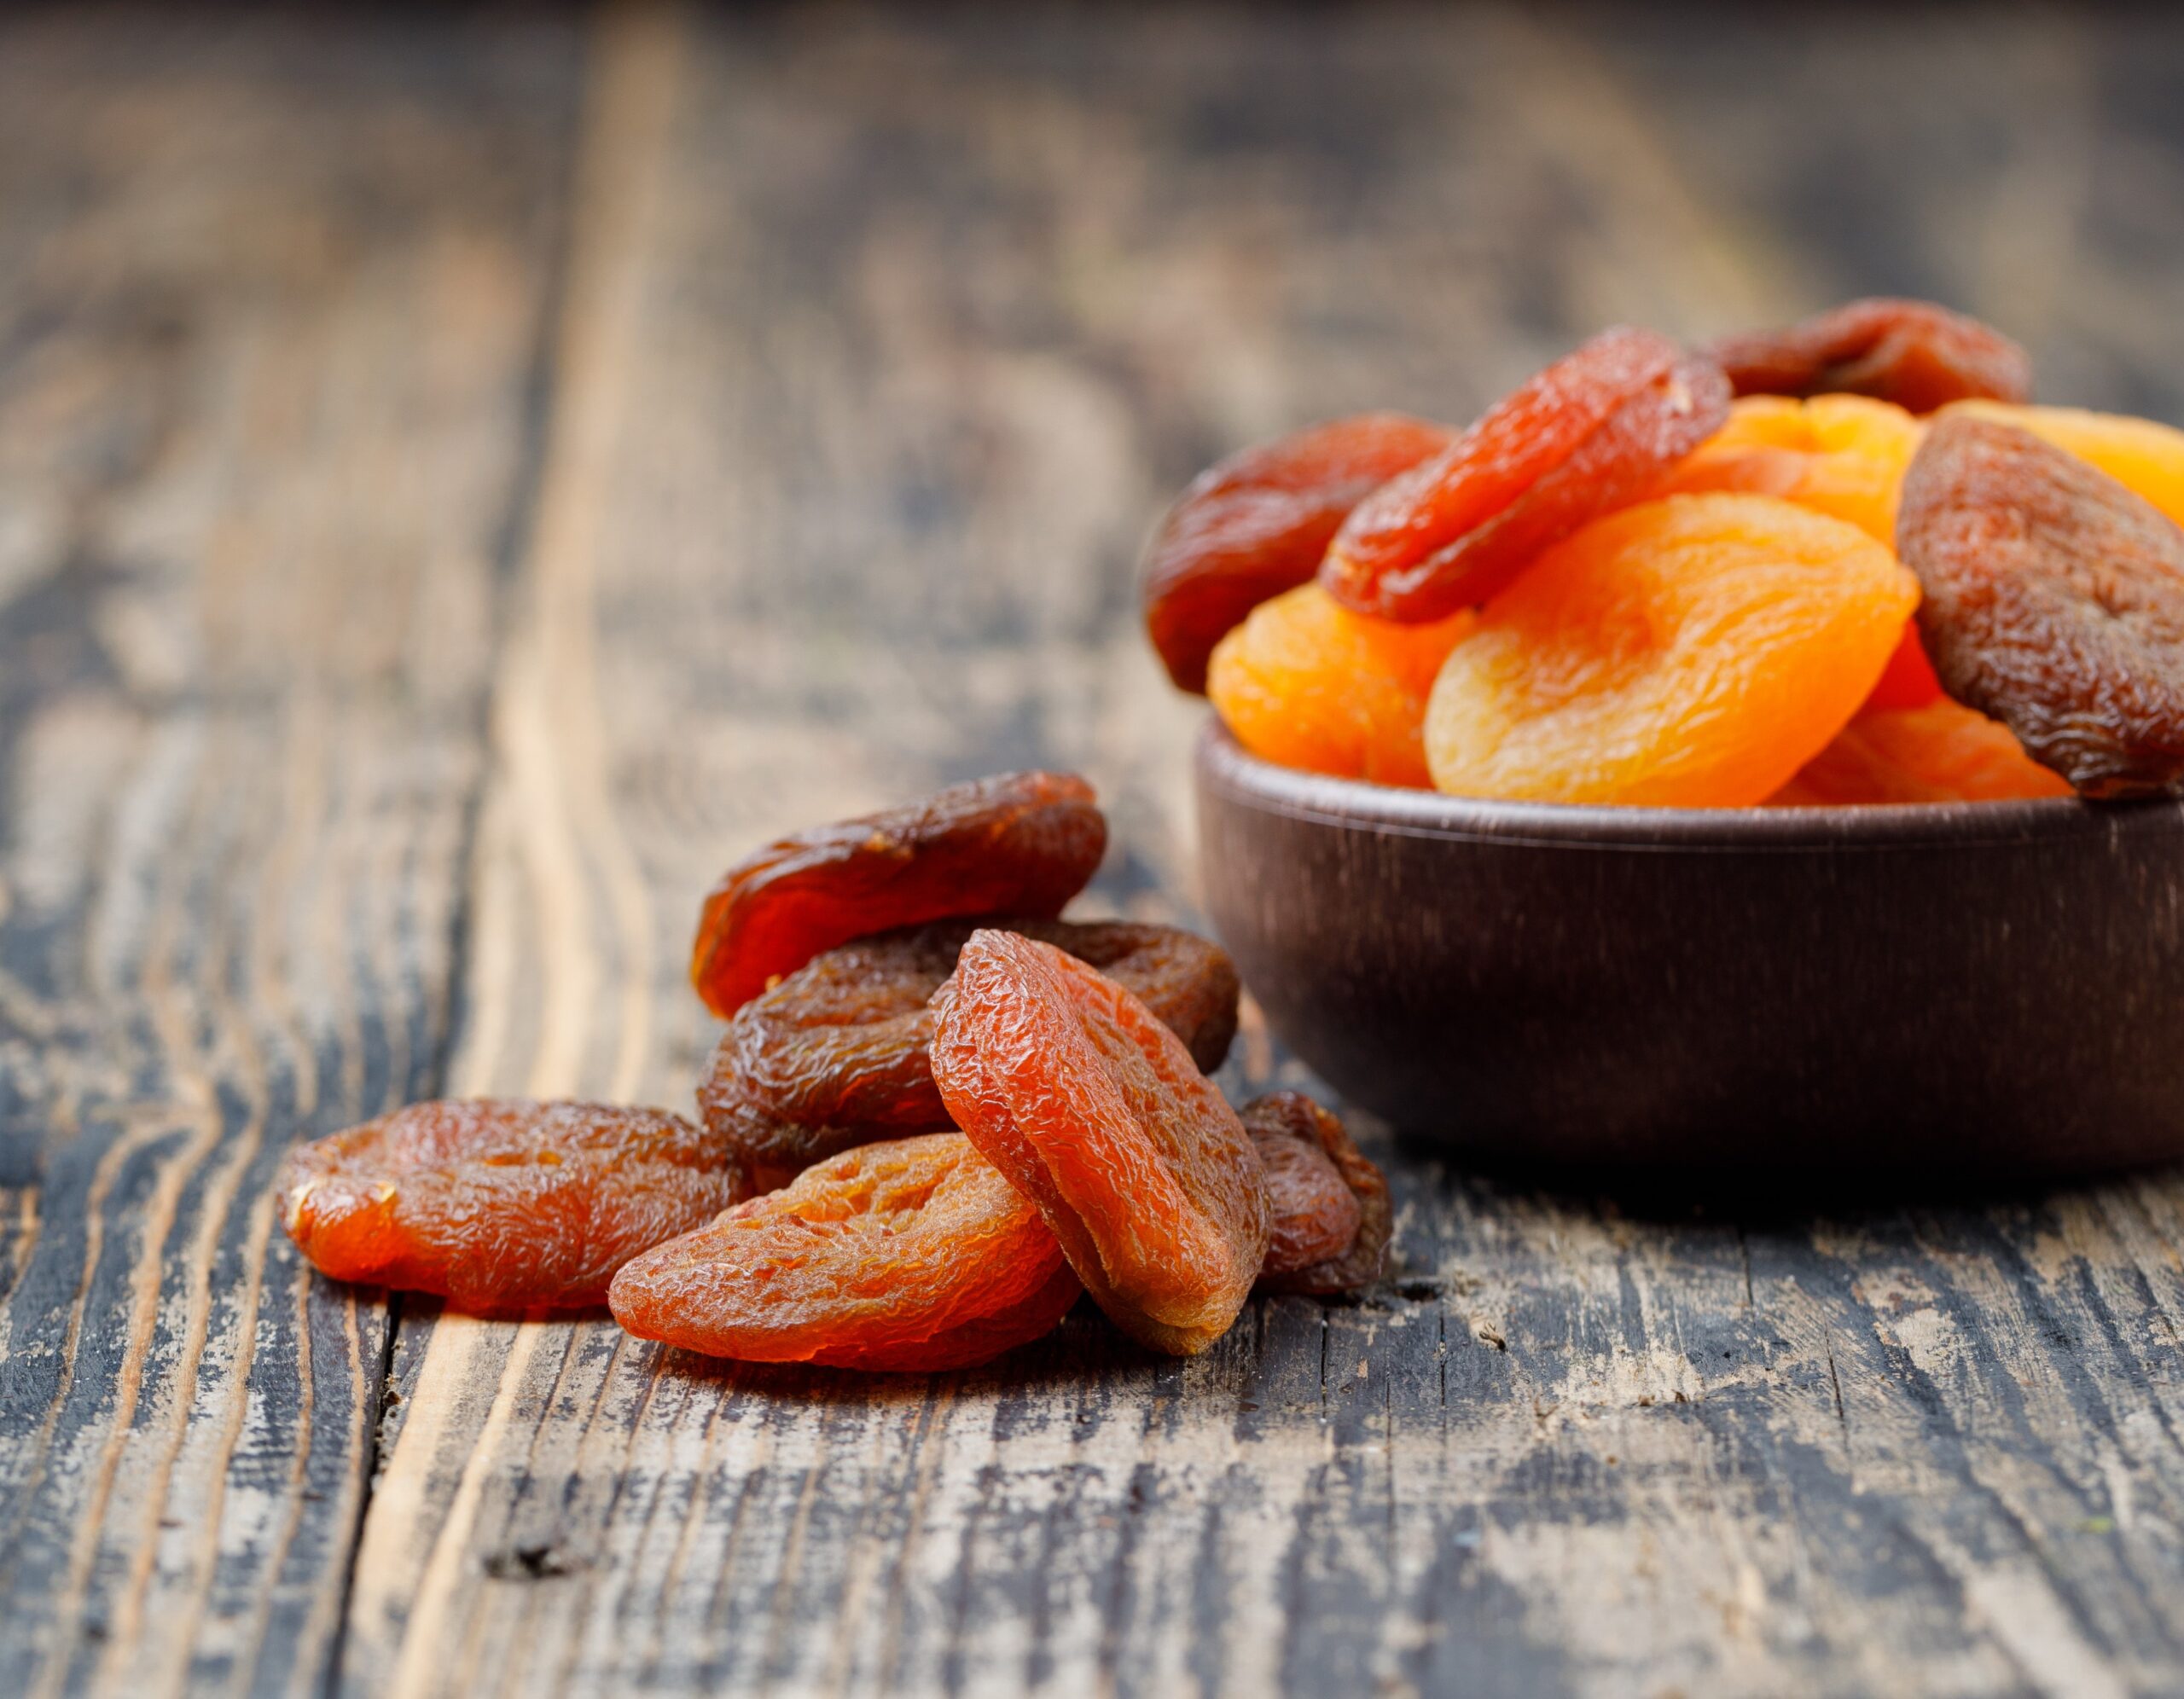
[1320,328,1730,623]
[279,1099,750,1312]
[607,1132,1078,1371]
[1240,1092,1392,1296]
[932,930,1269,1356]
[1705,299,2030,414]
[690,771,1107,1018]
[1896,415,2184,798]
[698,918,1240,1188]
[1143,414,1455,692]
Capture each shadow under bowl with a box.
[1195,722,2184,1178]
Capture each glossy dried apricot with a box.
[1705,298,2030,413]
[608,1133,1077,1371]
[1770,699,2072,805]
[279,1100,750,1312]
[1143,414,1455,692]
[699,918,1240,1188]
[1240,1092,1391,1295]
[691,771,1106,1017]
[1205,583,1474,787]
[932,929,1269,1356]
[1424,494,1919,806]
[1321,328,1730,623]
[1866,621,1945,712]
[1653,394,1923,544]
[1943,402,2184,531]
[1897,415,2184,798]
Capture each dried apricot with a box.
[1321,328,1730,623]
[1770,699,2072,805]
[1240,1092,1391,1295]
[1866,621,1945,712]
[1943,403,2184,531]
[1705,298,2030,413]
[931,929,1269,1356]
[691,771,1107,1018]
[608,1132,1078,1371]
[1652,394,1923,544]
[279,1100,750,1312]
[1896,415,2184,798]
[1424,494,1918,806]
[1143,414,1455,692]
[1205,583,1474,787]
[699,918,1240,1188]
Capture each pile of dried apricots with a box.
[281,773,1388,1368]
[1150,299,2184,806]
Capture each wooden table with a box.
[6,6,2184,1694]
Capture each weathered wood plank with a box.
[0,9,578,1694]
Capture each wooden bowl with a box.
[1195,722,2184,1177]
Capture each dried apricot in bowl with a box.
[932,929,1269,1356]
[1653,394,1923,544]
[1703,298,2030,413]
[1896,415,2184,799]
[1141,413,1454,692]
[279,1100,751,1312]
[1943,402,2184,531]
[690,770,1107,1018]
[1240,1091,1391,1296]
[1771,699,2072,805]
[1321,328,1730,623]
[1205,583,1474,788]
[1423,494,1918,807]
[607,1132,1080,1371]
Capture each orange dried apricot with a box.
[279,1100,750,1312]
[1866,621,1945,712]
[1770,699,2072,805]
[1241,1092,1391,1296]
[1653,394,1923,544]
[690,771,1106,1018]
[1705,298,2030,413]
[1423,494,1918,806]
[1943,402,2184,531]
[1321,328,1729,623]
[1205,583,1474,787]
[1142,413,1455,692]
[607,1132,1079,1371]
[931,929,1269,1356]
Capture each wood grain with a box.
[9,4,2184,1696]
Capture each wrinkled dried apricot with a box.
[279,1100,749,1312]
[1143,414,1455,692]
[1240,1091,1391,1295]
[691,771,1107,1018]
[699,918,1240,1188]
[1897,415,2184,798]
[1705,299,2030,413]
[1866,621,1945,712]
[932,929,1269,1356]
[608,1132,1078,1370]
[1424,494,1918,806]
[1943,402,2184,531]
[1321,328,1730,622]
[1653,394,1923,544]
[1770,699,2072,805]
[1205,583,1474,787]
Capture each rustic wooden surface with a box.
[7,5,2184,1695]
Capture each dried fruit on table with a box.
[1652,394,1924,545]
[1240,1091,1391,1295]
[932,929,1269,1356]
[1703,298,2031,413]
[1205,583,1474,787]
[608,1132,1079,1371]
[1142,413,1455,693]
[1770,699,2073,805]
[699,917,1240,1189]
[1320,328,1730,623]
[1424,494,1919,807]
[1896,415,2184,799]
[1943,402,2184,531]
[691,770,1107,1018]
[279,1099,751,1312]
